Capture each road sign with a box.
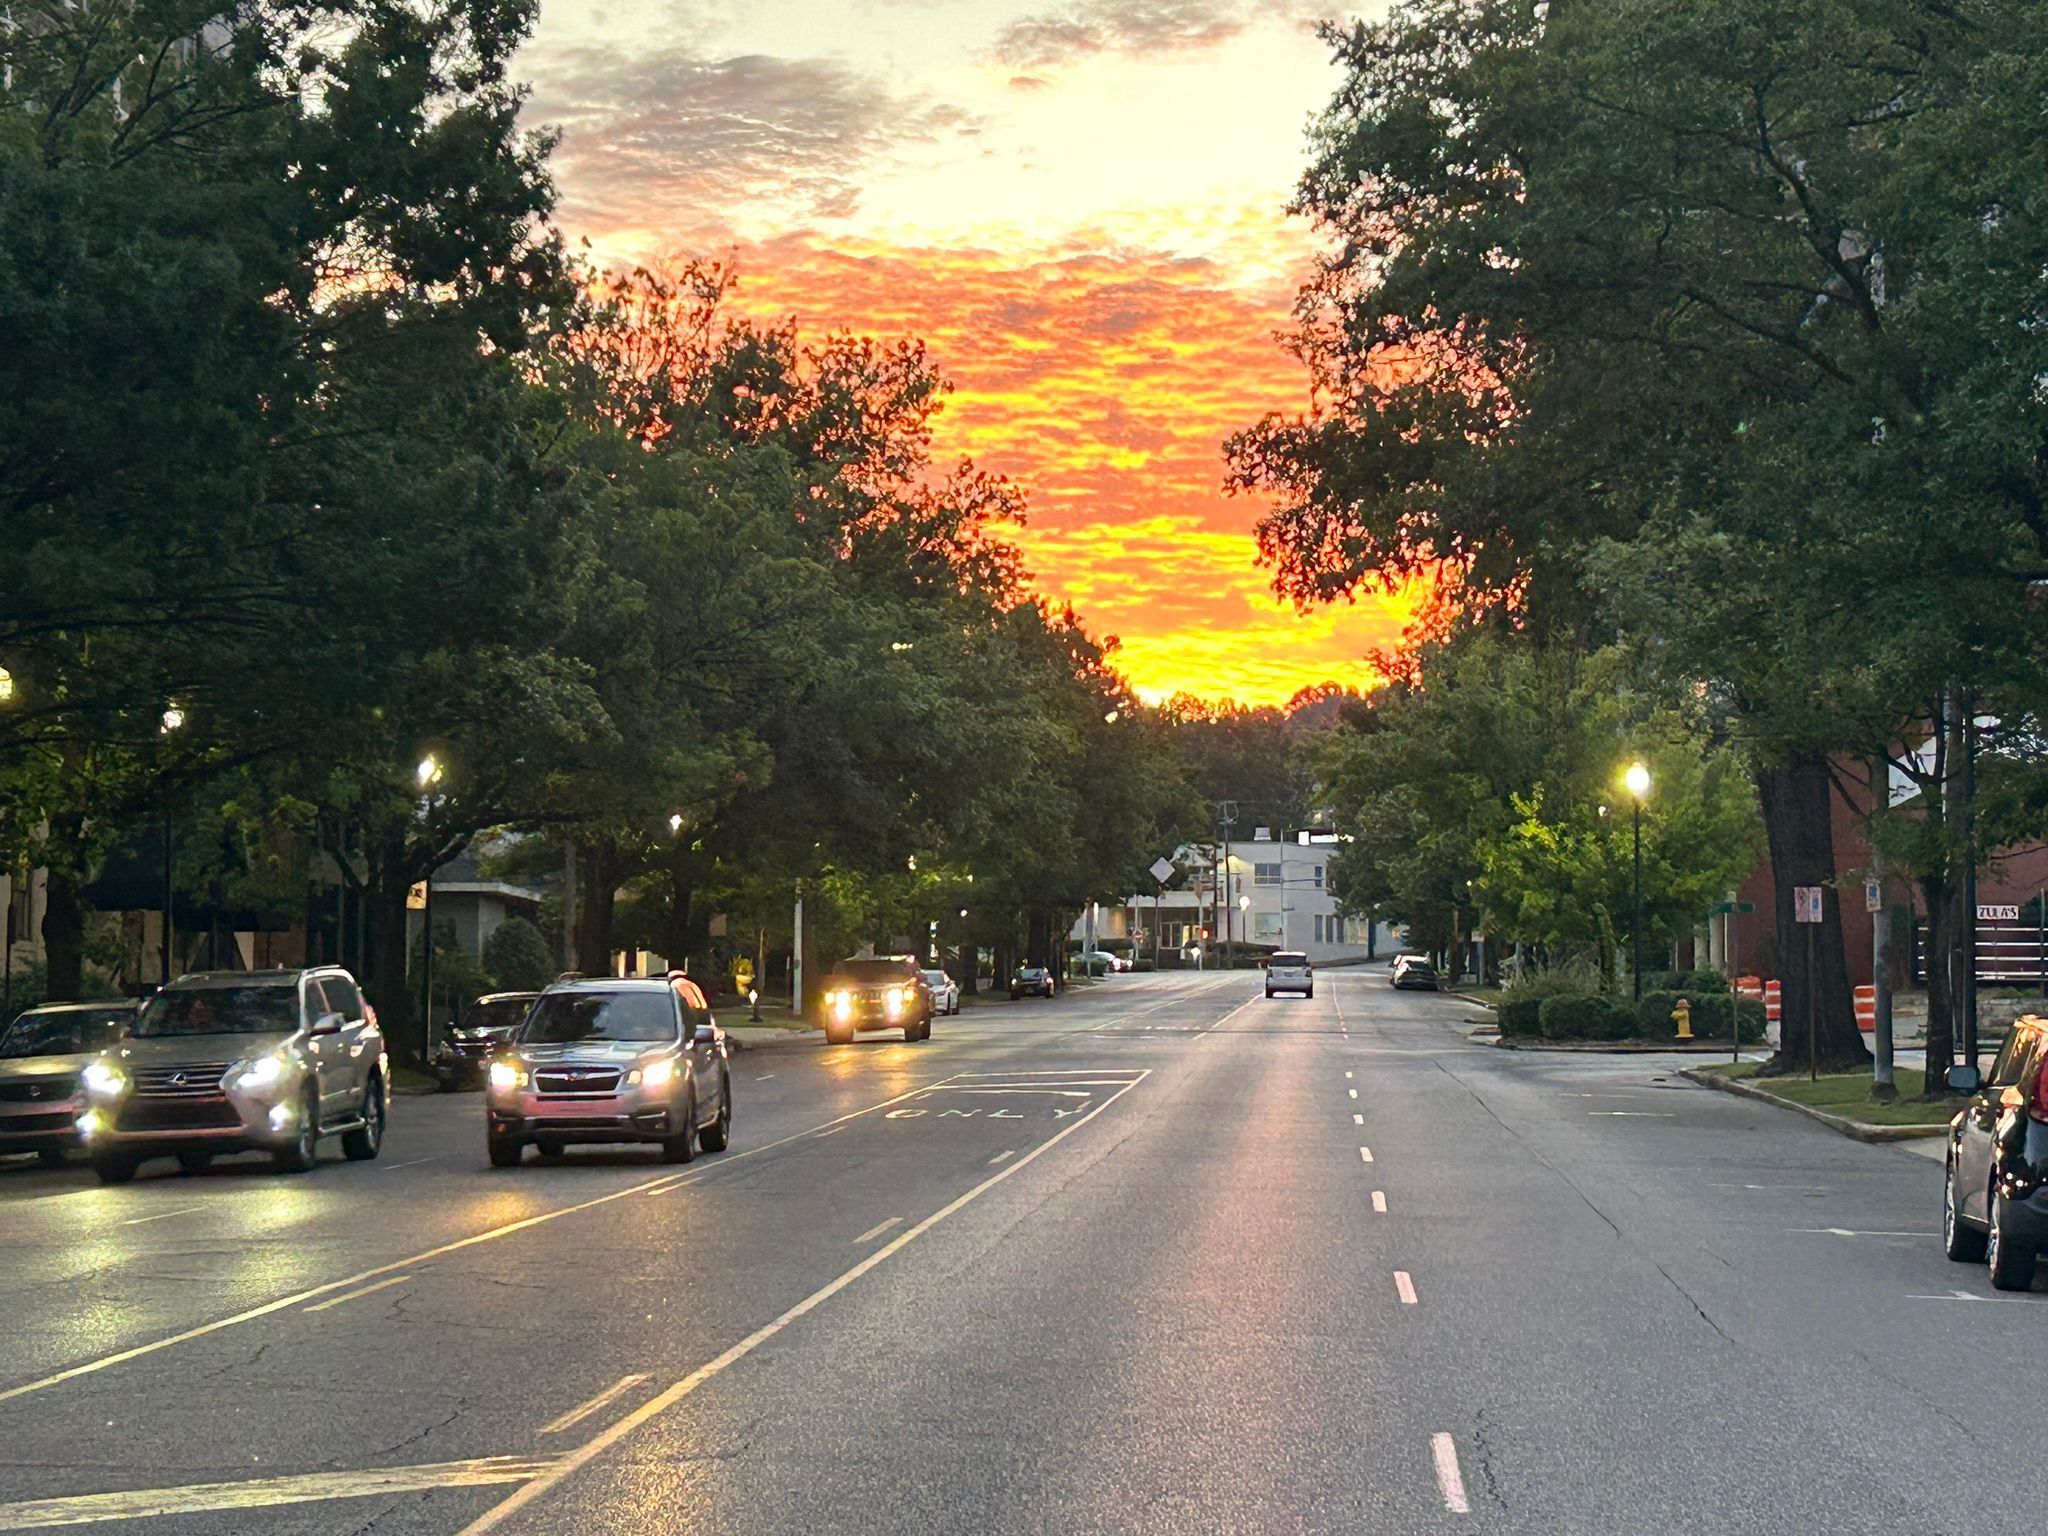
[407,881,427,910]
[1793,886,1824,924]
[1865,879,1884,914]
[1149,857,1176,884]
[1712,900,1755,915]
[1978,904,2020,922]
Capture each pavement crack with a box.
[1651,1259,1733,1344]
[1468,1403,1508,1512]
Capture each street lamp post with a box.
[159,707,185,985]
[417,755,444,1053]
[1624,762,1651,1000]
[1237,893,1250,968]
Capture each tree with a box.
[1230,0,2047,1073]
[483,917,554,993]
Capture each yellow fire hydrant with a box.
[1672,997,1693,1041]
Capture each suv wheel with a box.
[487,1132,523,1168]
[1944,1158,1987,1262]
[1987,1187,2037,1290]
[94,1153,139,1185]
[663,1091,698,1163]
[341,1076,384,1161]
[272,1089,319,1173]
[699,1079,731,1153]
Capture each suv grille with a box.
[134,1064,231,1097]
[535,1068,624,1096]
[118,1097,240,1132]
[0,1077,77,1103]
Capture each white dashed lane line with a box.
[1372,1191,1387,1213]
[1394,1271,1418,1305]
[1358,1147,1374,1163]
[1431,1433,1471,1513]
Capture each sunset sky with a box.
[517,0,1416,705]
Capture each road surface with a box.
[0,970,2029,1533]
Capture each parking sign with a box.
[1793,886,1824,924]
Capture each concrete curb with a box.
[1679,1067,1950,1143]
[1495,1038,1760,1055]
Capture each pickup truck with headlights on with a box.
[820,957,933,1045]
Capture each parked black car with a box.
[1390,956,1440,991]
[1943,1014,2048,1290]
[1010,964,1055,1000]
[433,991,538,1090]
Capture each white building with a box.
[1076,830,1393,965]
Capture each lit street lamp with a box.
[1624,762,1651,1000]
[417,755,445,1052]
[1237,892,1250,968]
[159,706,185,985]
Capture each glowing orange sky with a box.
[518,1,1418,704]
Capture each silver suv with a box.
[80,968,388,1183]
[484,975,730,1167]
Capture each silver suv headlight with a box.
[82,1058,127,1100]
[231,1052,291,1097]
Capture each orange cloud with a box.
[710,227,1423,704]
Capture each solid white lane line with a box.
[303,1273,413,1314]
[381,1156,439,1171]
[855,1217,903,1243]
[1359,1147,1374,1163]
[755,1073,776,1081]
[539,1374,650,1435]
[1431,1433,1471,1513]
[1791,1228,1935,1238]
[456,1071,1154,1536]
[1589,1112,1674,1118]
[1352,1113,1364,1125]
[118,1206,204,1227]
[0,1457,557,1531]
[1395,1271,1418,1305]
[813,1125,847,1138]
[0,1076,947,1407]
[988,1149,1015,1164]
[1371,1191,1387,1213]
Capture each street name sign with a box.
[1793,886,1824,924]
[1712,900,1755,915]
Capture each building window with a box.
[1314,914,1325,943]
[1254,912,1284,943]
[1331,915,1345,944]
[1254,862,1282,887]
[1314,864,1325,889]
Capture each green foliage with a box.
[1497,998,1544,1038]
[482,918,554,993]
[1538,993,1633,1042]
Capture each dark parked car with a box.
[1010,964,1055,1000]
[1943,1014,2048,1290]
[432,991,538,1090]
[1391,956,1440,991]
[0,1001,138,1165]
[819,956,933,1045]
[484,974,730,1166]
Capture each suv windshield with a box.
[1271,953,1308,966]
[0,1007,130,1058]
[522,991,677,1044]
[135,985,299,1037]
[462,997,532,1033]
[832,959,916,982]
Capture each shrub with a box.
[1540,992,1632,1040]
[1498,997,1544,1037]
[1637,988,1764,1042]
[483,916,555,992]
[1643,968,1731,997]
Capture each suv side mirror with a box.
[1947,1063,1983,1094]
[309,1012,345,1038]
[693,1022,720,1046]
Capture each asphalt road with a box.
[0,969,2035,1534]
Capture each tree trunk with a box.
[1919,872,1955,1096]
[41,861,85,1001]
[574,841,618,976]
[1755,752,1870,1074]
[363,854,417,1062]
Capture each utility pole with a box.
[1871,756,1896,1101]
[1218,801,1237,970]
[1961,701,1980,1070]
